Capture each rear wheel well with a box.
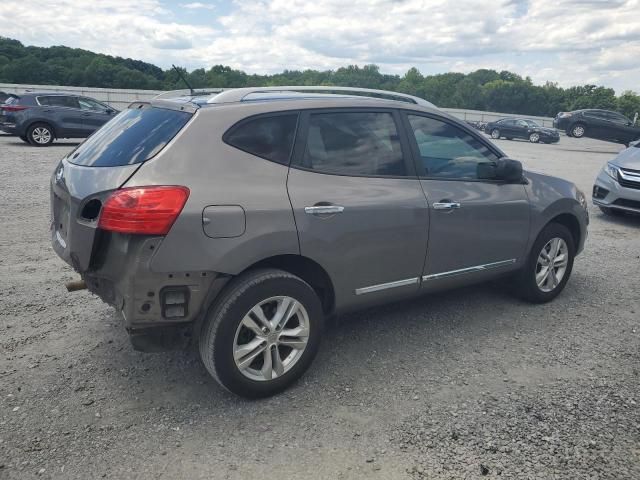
[244,255,335,315]
[547,213,581,248]
[27,121,56,138]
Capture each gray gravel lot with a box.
[0,133,638,479]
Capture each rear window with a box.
[68,106,192,167]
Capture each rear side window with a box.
[67,106,192,167]
[224,114,298,165]
[299,111,406,176]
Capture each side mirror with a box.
[477,158,524,183]
[496,158,524,183]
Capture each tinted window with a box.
[79,97,108,112]
[67,106,192,167]
[300,112,406,176]
[41,96,79,108]
[408,115,499,179]
[225,114,298,165]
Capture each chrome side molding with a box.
[355,277,419,295]
[422,259,516,281]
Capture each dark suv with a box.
[554,109,640,146]
[0,93,118,146]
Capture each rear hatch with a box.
[50,103,194,272]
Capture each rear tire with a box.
[199,269,324,398]
[491,129,500,139]
[513,223,575,303]
[27,123,54,146]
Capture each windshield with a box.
[67,106,192,167]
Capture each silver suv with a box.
[50,87,589,398]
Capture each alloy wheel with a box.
[32,127,52,144]
[491,129,500,139]
[233,296,310,381]
[572,125,585,137]
[535,237,568,292]
[529,133,540,143]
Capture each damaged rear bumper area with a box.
[55,230,225,351]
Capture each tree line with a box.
[1,37,639,119]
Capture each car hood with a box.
[610,145,640,169]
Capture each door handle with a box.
[304,205,345,215]
[433,201,461,210]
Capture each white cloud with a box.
[0,0,639,92]
[181,2,216,10]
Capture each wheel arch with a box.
[240,254,336,315]
[26,120,57,139]
[544,213,581,250]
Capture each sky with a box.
[0,0,639,93]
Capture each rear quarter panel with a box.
[124,104,300,275]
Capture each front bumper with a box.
[592,170,640,214]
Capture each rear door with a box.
[500,119,518,138]
[402,112,530,290]
[38,95,85,136]
[78,97,116,135]
[287,109,429,311]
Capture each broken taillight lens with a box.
[98,186,190,235]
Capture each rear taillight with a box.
[98,186,190,235]
[1,105,29,112]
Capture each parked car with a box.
[50,86,589,398]
[486,118,560,143]
[593,143,640,215]
[554,109,640,146]
[0,93,118,146]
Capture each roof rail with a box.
[154,88,224,100]
[206,86,435,107]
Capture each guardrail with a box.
[0,83,555,126]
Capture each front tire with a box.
[199,269,324,398]
[529,132,540,143]
[27,123,54,146]
[490,129,500,139]
[514,223,575,303]
[570,123,586,138]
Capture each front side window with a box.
[79,97,108,112]
[300,111,406,176]
[225,114,298,165]
[407,115,499,180]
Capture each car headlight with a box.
[576,189,587,209]
[604,162,619,181]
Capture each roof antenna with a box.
[171,64,194,95]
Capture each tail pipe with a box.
[65,279,87,292]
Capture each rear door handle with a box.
[304,205,345,215]
[433,202,461,210]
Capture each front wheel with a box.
[513,223,575,303]
[529,132,540,143]
[570,123,586,138]
[490,129,500,139]
[199,269,324,398]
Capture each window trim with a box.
[78,97,112,112]
[289,107,418,179]
[400,110,506,183]
[222,110,301,166]
[36,95,80,109]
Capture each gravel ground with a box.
[0,133,638,479]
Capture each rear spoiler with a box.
[128,100,199,114]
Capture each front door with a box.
[78,97,115,136]
[402,112,530,289]
[287,109,429,311]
